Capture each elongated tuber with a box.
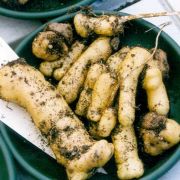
[143,59,169,115]
[112,125,144,179]
[57,37,112,104]
[87,72,118,122]
[75,63,107,116]
[118,47,151,126]
[74,12,180,38]
[87,47,130,122]
[39,41,85,78]
[89,108,117,138]
[0,59,114,180]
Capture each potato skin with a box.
[140,112,180,156]
[57,37,112,104]
[44,23,73,44]
[143,61,169,115]
[152,49,169,78]
[75,63,107,116]
[97,108,117,137]
[53,41,85,81]
[118,47,151,126]
[74,13,124,37]
[32,31,68,61]
[112,126,144,179]
[87,72,118,122]
[0,59,114,180]
[87,47,129,122]
[142,49,169,115]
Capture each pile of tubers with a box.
[1,12,179,180]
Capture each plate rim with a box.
[0,135,16,180]
[0,0,96,19]
[1,10,180,180]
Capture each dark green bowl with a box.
[0,11,180,180]
[0,135,16,180]
[0,0,95,19]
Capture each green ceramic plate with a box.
[0,11,180,180]
[0,136,16,180]
[0,0,95,19]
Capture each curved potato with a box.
[87,72,118,122]
[152,49,169,78]
[89,108,117,138]
[112,125,144,180]
[74,13,124,38]
[0,59,114,180]
[143,64,169,115]
[87,47,130,122]
[74,13,178,38]
[142,49,169,115]
[118,47,151,126]
[39,41,85,77]
[98,108,117,137]
[75,63,107,116]
[57,37,112,104]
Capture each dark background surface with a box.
[0,1,140,180]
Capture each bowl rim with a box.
[1,10,180,180]
[0,0,96,19]
[0,134,16,180]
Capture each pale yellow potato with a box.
[140,112,180,156]
[44,23,73,44]
[32,31,68,61]
[87,72,118,122]
[57,37,112,104]
[0,59,114,180]
[87,47,129,122]
[97,108,117,137]
[112,125,144,180]
[74,13,124,38]
[75,63,107,116]
[143,60,169,115]
[118,47,151,126]
[152,49,169,78]
[89,108,117,138]
[39,41,85,78]
[142,50,169,115]
[106,46,131,74]
[74,13,177,38]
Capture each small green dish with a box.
[0,0,96,19]
[0,11,180,180]
[0,135,16,180]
